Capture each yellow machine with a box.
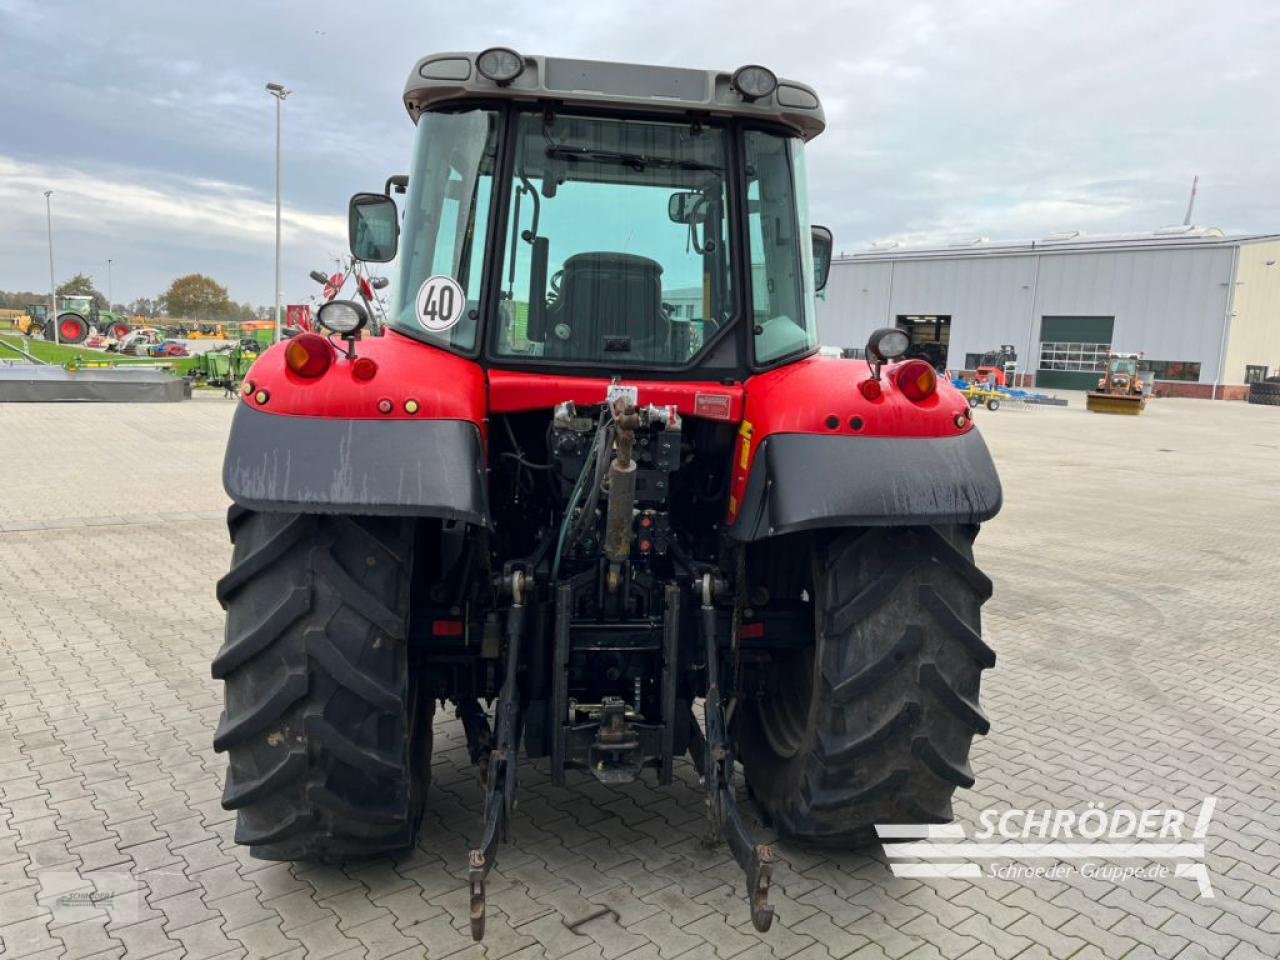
[185,323,229,340]
[10,307,41,336]
[1087,353,1147,415]
[961,384,1003,411]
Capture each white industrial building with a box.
[816,226,1280,397]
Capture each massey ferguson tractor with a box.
[213,50,1002,939]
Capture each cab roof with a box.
[404,51,826,141]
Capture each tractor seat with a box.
[543,252,671,361]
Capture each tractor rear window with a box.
[492,112,734,366]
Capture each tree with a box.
[0,290,47,310]
[57,274,107,308]
[163,274,232,320]
[128,297,160,318]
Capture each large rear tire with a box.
[739,525,994,844]
[212,508,431,860]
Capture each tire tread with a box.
[212,510,428,860]
[741,524,993,844]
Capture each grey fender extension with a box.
[728,430,1002,540]
[222,403,490,525]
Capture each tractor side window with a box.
[393,109,499,351]
[744,132,818,365]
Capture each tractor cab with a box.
[60,294,98,321]
[345,51,832,379]
[1098,353,1142,392]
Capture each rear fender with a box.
[223,331,490,523]
[727,356,1002,539]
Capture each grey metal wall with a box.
[817,246,1236,382]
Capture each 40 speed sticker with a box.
[415,275,466,333]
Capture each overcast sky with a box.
[1,0,1276,306]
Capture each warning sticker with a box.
[694,393,733,421]
[415,275,466,333]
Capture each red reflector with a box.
[432,620,464,637]
[858,378,882,401]
[284,333,332,378]
[352,357,378,381]
[894,359,937,402]
[740,622,765,639]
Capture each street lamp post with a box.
[107,258,113,311]
[44,190,58,345]
[266,82,292,344]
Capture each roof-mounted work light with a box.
[477,47,524,86]
[731,64,777,101]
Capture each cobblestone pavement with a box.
[1,393,1278,960]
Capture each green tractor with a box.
[24,296,132,344]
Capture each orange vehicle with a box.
[1087,352,1147,414]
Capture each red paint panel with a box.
[742,356,969,440]
[488,370,745,421]
[239,330,487,424]
[726,356,973,524]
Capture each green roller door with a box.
[1036,316,1115,389]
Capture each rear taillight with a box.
[858,378,883,401]
[284,333,332,378]
[352,357,378,381]
[894,359,937,402]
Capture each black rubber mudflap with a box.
[211,507,430,859]
[739,525,994,844]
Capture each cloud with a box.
[0,155,344,304]
[1,0,1277,299]
[0,157,343,247]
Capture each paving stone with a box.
[0,916,66,958]
[275,915,362,959]
[4,379,1280,960]
[166,917,245,960]
[109,917,181,960]
[343,914,420,958]
[152,888,217,932]
[627,912,708,959]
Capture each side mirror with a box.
[348,193,399,263]
[309,269,329,284]
[811,225,833,292]
[668,191,706,225]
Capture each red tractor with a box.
[213,50,1002,939]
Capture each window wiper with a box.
[544,146,721,173]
